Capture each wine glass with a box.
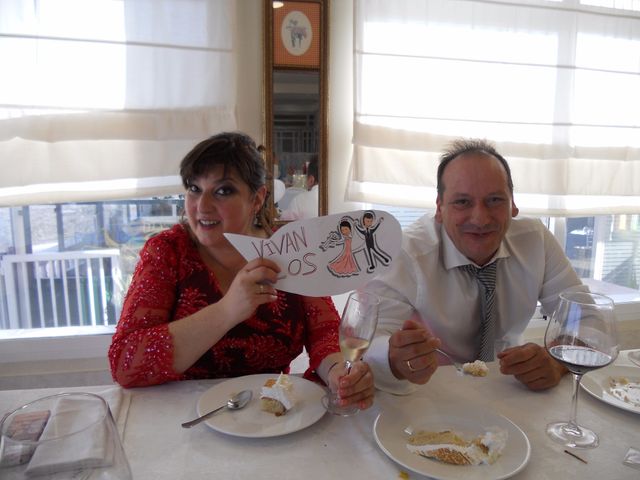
[322,290,379,416]
[628,350,640,367]
[544,290,619,448]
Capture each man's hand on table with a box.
[497,342,568,391]
[388,319,441,384]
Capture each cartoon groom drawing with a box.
[354,211,391,273]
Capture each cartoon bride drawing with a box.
[320,218,362,278]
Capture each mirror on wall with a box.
[263,0,328,223]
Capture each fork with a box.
[435,348,464,374]
[381,327,465,374]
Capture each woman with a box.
[108,132,374,411]
[327,219,361,278]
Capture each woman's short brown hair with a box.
[179,132,273,232]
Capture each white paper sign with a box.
[225,210,402,296]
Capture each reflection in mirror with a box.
[263,0,328,224]
[273,70,319,221]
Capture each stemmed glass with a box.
[322,290,379,416]
[544,290,619,448]
[628,350,640,367]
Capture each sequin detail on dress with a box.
[108,224,340,387]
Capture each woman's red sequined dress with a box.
[108,224,340,388]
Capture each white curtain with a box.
[350,0,640,215]
[0,0,237,206]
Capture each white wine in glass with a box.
[340,336,371,363]
[628,350,640,367]
[323,291,379,416]
[544,290,619,448]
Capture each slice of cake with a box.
[407,428,507,466]
[462,360,489,377]
[609,376,640,408]
[260,373,295,416]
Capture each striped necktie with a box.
[463,261,498,361]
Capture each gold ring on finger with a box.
[406,359,417,373]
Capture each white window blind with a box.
[0,0,237,206]
[351,0,640,216]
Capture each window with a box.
[351,0,640,214]
[544,215,640,310]
[353,0,640,330]
[0,0,236,352]
[0,1,236,206]
[0,197,182,331]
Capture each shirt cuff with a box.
[364,334,417,396]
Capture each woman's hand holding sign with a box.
[224,210,402,297]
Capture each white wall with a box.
[235,0,263,141]
[328,0,362,216]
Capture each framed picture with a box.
[274,1,321,68]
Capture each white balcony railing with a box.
[1,250,122,330]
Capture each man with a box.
[354,211,391,273]
[280,155,319,220]
[363,139,584,394]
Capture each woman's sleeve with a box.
[108,236,183,388]
[301,296,341,382]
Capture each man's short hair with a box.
[307,155,319,184]
[437,138,514,198]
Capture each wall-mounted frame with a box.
[264,0,329,224]
[274,1,321,68]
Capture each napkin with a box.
[24,388,129,478]
[96,386,131,437]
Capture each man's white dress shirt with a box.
[280,185,319,220]
[363,215,583,394]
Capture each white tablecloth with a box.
[1,352,638,479]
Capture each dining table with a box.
[1,351,638,480]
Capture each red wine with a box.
[548,345,613,375]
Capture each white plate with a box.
[581,365,640,415]
[373,402,530,480]
[196,374,327,438]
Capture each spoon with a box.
[181,389,253,428]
